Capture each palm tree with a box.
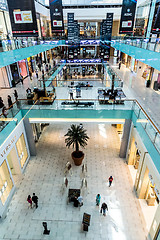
[65,124,89,158]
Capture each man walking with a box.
[100,202,108,216]
[69,88,74,100]
[32,193,38,208]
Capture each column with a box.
[146,0,156,38]
[119,119,132,158]
[23,119,36,156]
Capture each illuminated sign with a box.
[1,136,16,158]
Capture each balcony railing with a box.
[1,97,159,155]
[112,36,160,53]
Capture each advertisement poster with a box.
[68,13,75,44]
[152,4,160,34]
[119,0,137,34]
[105,13,114,41]
[7,0,38,37]
[49,0,64,33]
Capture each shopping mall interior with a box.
[0,0,160,239]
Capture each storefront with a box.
[0,7,12,39]
[0,66,11,88]
[130,58,138,73]
[150,69,160,91]
[0,160,14,207]
[0,121,30,217]
[127,127,160,232]
[27,57,36,73]
[18,59,28,79]
[10,62,20,85]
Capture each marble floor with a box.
[0,123,148,240]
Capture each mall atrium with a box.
[0,0,160,239]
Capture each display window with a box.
[18,60,28,78]
[16,134,28,168]
[0,160,13,205]
[10,63,19,83]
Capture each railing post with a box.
[132,100,136,111]
[137,108,141,119]
[153,132,158,144]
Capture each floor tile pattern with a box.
[0,123,148,240]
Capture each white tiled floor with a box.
[0,123,148,240]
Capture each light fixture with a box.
[29,118,125,124]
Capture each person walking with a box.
[0,97,4,109]
[29,71,32,79]
[36,69,38,79]
[100,202,108,216]
[27,195,32,208]
[32,193,38,208]
[118,61,121,70]
[109,176,113,187]
[69,88,74,100]
[13,90,18,101]
[2,106,8,118]
[96,194,101,206]
[77,195,83,207]
[76,86,81,98]
[8,95,13,108]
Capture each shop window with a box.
[16,134,28,168]
[0,160,13,205]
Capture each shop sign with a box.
[7,0,38,37]
[49,0,64,33]
[67,59,101,64]
[119,0,137,34]
[1,136,16,158]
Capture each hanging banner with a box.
[7,0,38,37]
[68,13,74,44]
[49,0,64,33]
[152,4,160,34]
[105,13,114,41]
[119,0,137,34]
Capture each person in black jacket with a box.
[32,193,38,208]
[8,95,13,108]
[0,97,4,109]
[13,90,18,101]
[101,202,108,216]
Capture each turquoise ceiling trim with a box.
[111,41,160,71]
[0,44,59,68]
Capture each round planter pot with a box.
[71,151,84,166]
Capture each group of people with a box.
[72,176,114,217]
[73,195,83,207]
[95,176,114,216]
[0,90,19,118]
[27,193,38,209]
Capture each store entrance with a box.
[138,164,159,232]
[128,137,141,186]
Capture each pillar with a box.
[23,118,36,156]
[119,119,132,158]
[146,0,156,38]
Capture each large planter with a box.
[71,151,84,166]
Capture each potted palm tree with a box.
[65,124,89,166]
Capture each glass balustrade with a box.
[0,97,160,154]
[112,36,160,53]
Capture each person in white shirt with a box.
[77,196,83,207]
